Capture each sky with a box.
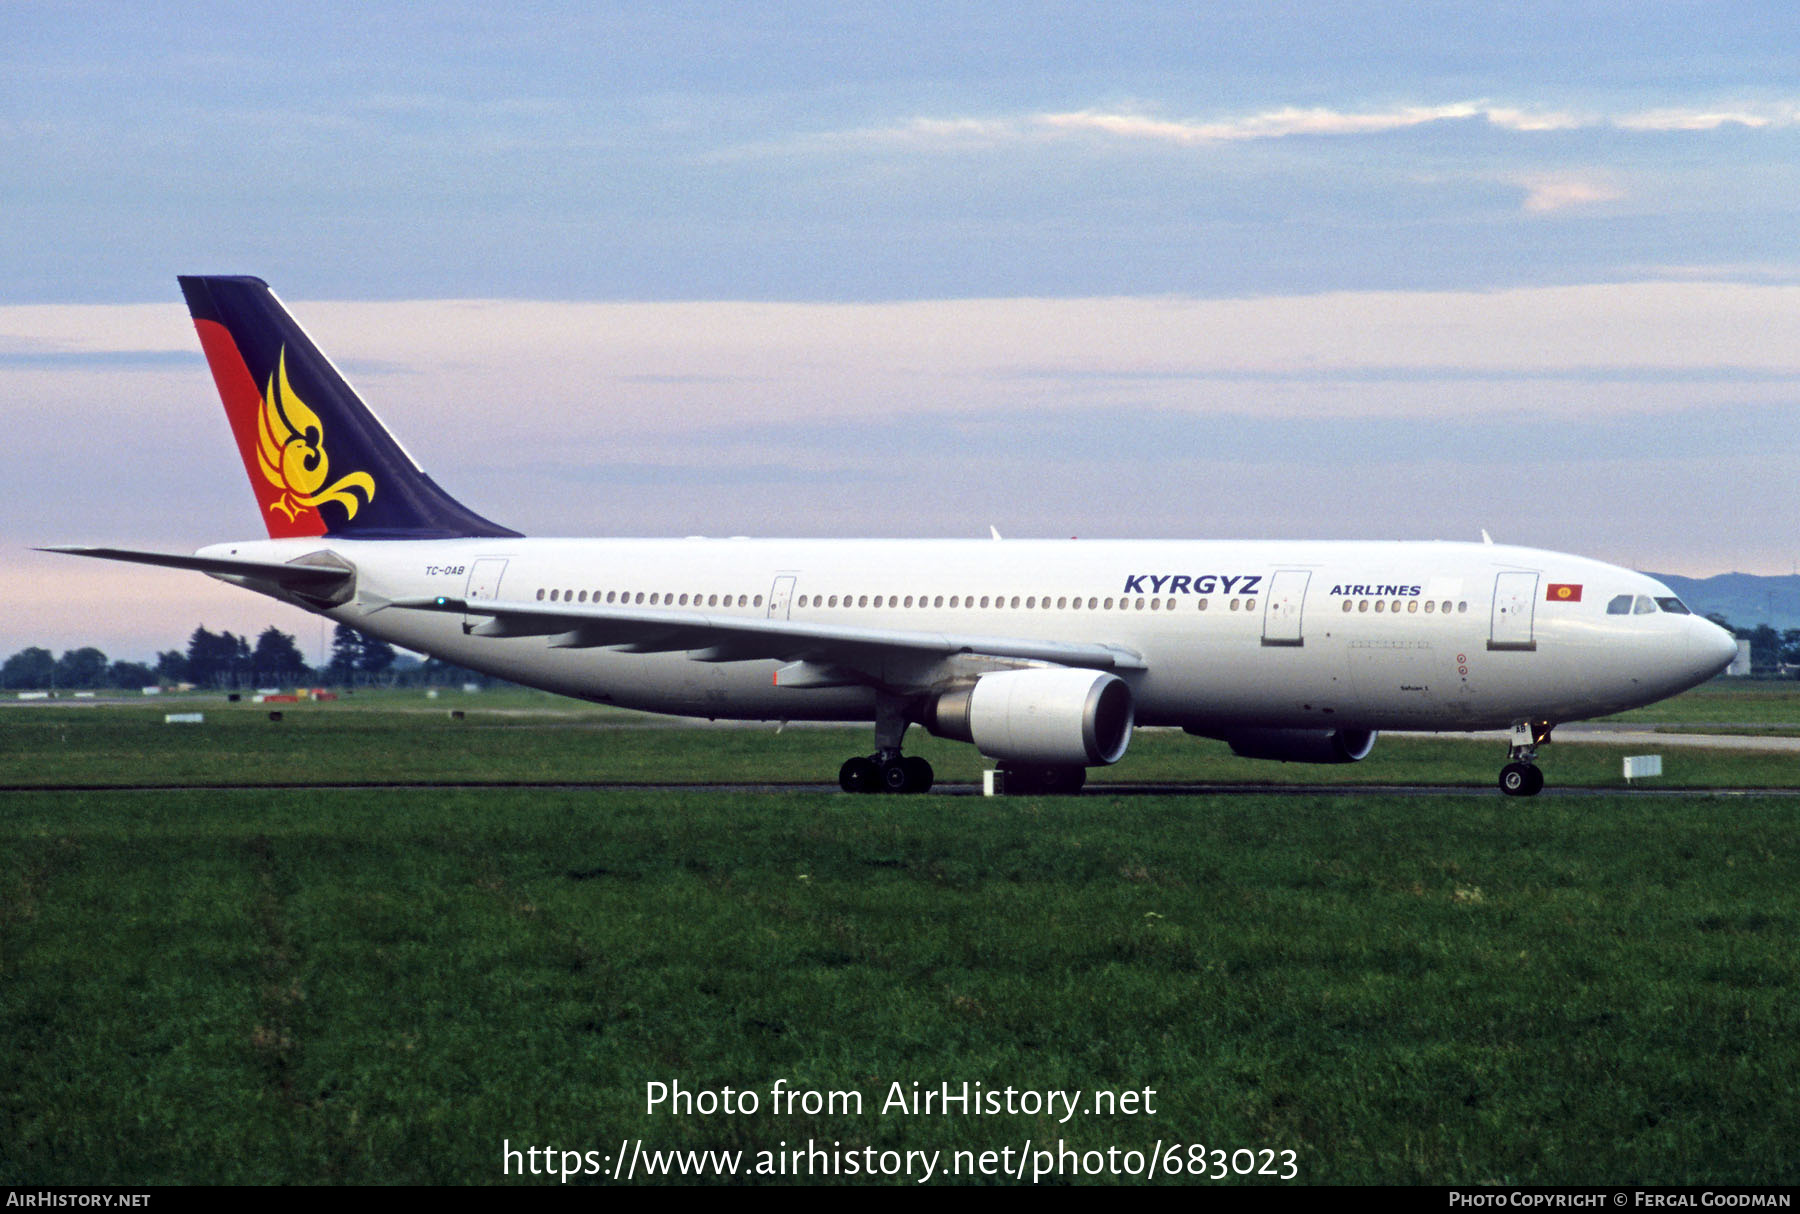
[4,1,1800,661]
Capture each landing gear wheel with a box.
[839,756,879,793]
[1498,762,1544,797]
[879,758,911,794]
[998,763,1087,795]
[840,754,934,794]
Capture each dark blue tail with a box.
[179,275,520,540]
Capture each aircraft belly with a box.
[1135,632,1355,730]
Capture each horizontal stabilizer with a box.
[38,546,355,590]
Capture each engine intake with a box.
[924,669,1134,766]
[1206,727,1378,764]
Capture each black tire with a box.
[998,763,1087,795]
[902,756,934,794]
[879,759,911,793]
[839,756,879,793]
[1498,762,1542,797]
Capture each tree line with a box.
[0,624,497,692]
[1707,617,1800,675]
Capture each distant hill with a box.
[1645,572,1800,634]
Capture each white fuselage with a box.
[200,535,1737,733]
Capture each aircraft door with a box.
[1261,570,1310,647]
[1488,572,1539,651]
[464,558,508,626]
[767,575,796,620]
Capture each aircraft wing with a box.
[39,546,356,590]
[388,594,1147,686]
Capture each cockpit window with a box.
[1655,597,1691,615]
[1606,594,1633,615]
[1634,595,1657,615]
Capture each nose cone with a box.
[1693,618,1739,679]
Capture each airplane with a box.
[45,276,1739,797]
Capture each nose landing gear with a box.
[1499,721,1553,797]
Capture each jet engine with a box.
[923,668,1135,766]
[1205,727,1378,764]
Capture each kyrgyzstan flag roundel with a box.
[1546,583,1583,602]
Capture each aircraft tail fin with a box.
[178,275,520,540]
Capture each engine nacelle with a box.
[1206,727,1378,764]
[924,669,1135,766]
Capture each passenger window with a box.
[1342,600,1352,613]
[1424,600,1434,613]
[1197,599,1208,611]
[1374,600,1384,613]
[1407,600,1417,613]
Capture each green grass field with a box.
[3,684,1798,1185]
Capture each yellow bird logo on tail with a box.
[257,347,376,523]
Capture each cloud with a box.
[1613,105,1800,132]
[1512,172,1626,214]
[1038,103,1493,143]
[791,98,1800,154]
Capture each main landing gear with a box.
[994,763,1086,795]
[1498,721,1553,797]
[838,753,935,794]
[838,696,935,795]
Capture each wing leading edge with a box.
[388,593,1147,688]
